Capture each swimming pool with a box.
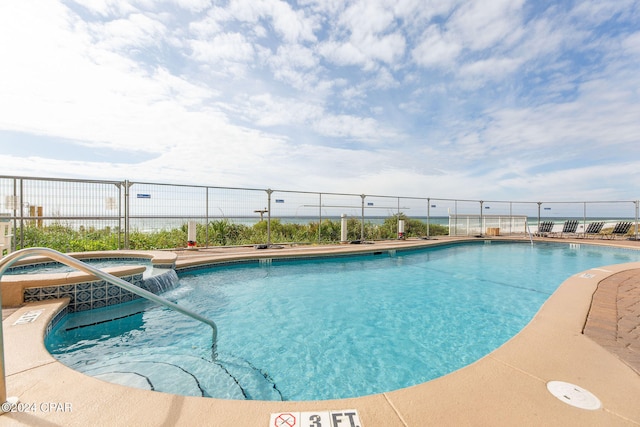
[45,241,640,401]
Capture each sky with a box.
[0,0,639,202]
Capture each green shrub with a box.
[16,216,449,252]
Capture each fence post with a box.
[205,187,209,248]
[116,183,122,250]
[360,194,365,241]
[634,200,640,241]
[479,200,484,236]
[318,193,322,243]
[427,198,431,239]
[537,202,542,230]
[18,179,24,250]
[266,189,272,246]
[123,180,131,250]
[397,197,401,238]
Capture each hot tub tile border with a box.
[22,270,180,312]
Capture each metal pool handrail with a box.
[526,224,534,246]
[0,248,218,409]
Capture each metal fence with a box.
[1,175,639,252]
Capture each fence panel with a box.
[312,193,365,242]
[1,177,123,251]
[1,175,638,251]
[266,190,317,244]
[206,187,266,246]
[527,201,639,236]
[128,182,207,230]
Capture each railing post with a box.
[123,180,132,250]
[18,179,24,250]
[479,200,484,236]
[318,193,322,243]
[427,198,431,239]
[266,189,273,246]
[205,187,210,248]
[537,202,542,230]
[397,197,401,238]
[634,200,640,241]
[583,202,587,236]
[360,194,366,241]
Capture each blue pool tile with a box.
[92,280,106,289]
[107,285,121,297]
[24,287,40,298]
[75,303,91,312]
[76,291,91,303]
[41,286,59,296]
[59,291,75,301]
[92,288,106,299]
[24,294,40,302]
[76,282,92,291]
[106,297,121,306]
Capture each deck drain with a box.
[546,381,601,410]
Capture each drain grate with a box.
[546,381,601,410]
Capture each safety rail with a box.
[526,224,534,246]
[0,247,218,409]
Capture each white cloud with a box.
[311,114,403,144]
[318,0,406,70]
[1,0,639,203]
[70,0,138,17]
[90,13,167,51]
[458,57,522,83]
[226,0,318,43]
[449,0,525,51]
[411,26,462,68]
[189,32,255,68]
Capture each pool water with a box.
[5,258,151,275]
[45,242,639,401]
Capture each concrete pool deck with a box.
[1,237,640,426]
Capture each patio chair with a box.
[534,221,554,237]
[549,220,579,238]
[580,221,605,239]
[602,222,633,239]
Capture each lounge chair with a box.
[549,220,579,238]
[580,221,604,239]
[535,221,554,237]
[602,222,632,239]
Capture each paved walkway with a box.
[584,268,640,374]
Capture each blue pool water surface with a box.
[5,258,151,275]
[45,242,639,401]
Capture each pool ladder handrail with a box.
[0,247,218,409]
[526,223,534,246]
